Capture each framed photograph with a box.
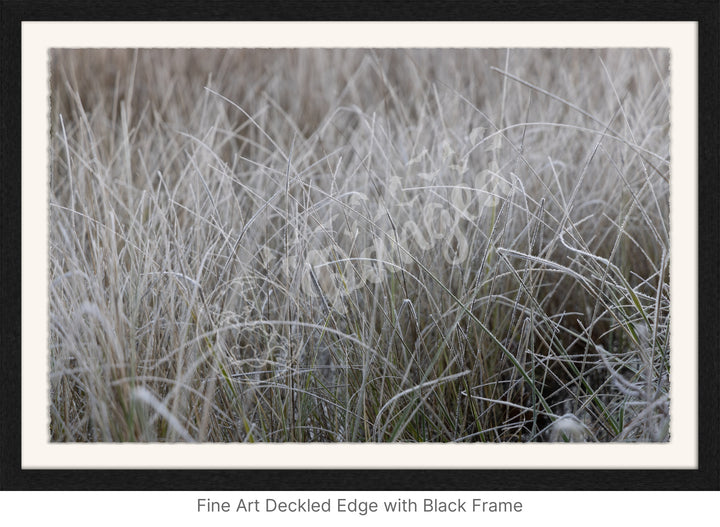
[2,1,718,491]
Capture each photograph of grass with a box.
[49,48,670,443]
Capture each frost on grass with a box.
[49,49,670,442]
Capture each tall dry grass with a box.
[49,48,670,442]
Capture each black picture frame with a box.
[1,0,718,491]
